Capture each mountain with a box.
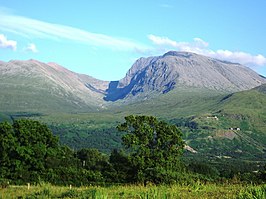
[1,52,266,162]
[1,51,265,111]
[0,59,109,113]
[105,51,266,101]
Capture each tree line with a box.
[0,116,265,186]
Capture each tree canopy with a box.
[0,117,262,186]
[0,119,60,182]
[117,115,185,184]
[0,119,123,185]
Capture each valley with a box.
[0,51,265,167]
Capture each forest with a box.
[0,116,265,198]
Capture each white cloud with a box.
[148,34,266,67]
[212,50,266,66]
[0,34,17,50]
[147,35,209,52]
[0,12,148,52]
[193,38,209,48]
[148,34,178,47]
[25,43,38,53]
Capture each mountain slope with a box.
[0,60,109,113]
[1,52,266,161]
[105,51,266,101]
[175,84,266,160]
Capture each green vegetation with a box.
[1,59,266,198]
[0,65,99,113]
[0,183,265,198]
[0,119,60,183]
[0,117,265,198]
[117,115,185,185]
[0,88,226,152]
[0,87,265,180]
[2,86,264,161]
[0,117,190,186]
[237,184,266,199]
[1,86,265,163]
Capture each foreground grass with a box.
[1,182,265,199]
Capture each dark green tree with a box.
[109,149,134,183]
[0,119,115,185]
[76,148,110,182]
[0,121,17,178]
[188,161,220,179]
[0,119,60,183]
[77,148,108,170]
[117,115,185,184]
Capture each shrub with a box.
[0,178,9,188]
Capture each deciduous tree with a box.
[117,115,185,184]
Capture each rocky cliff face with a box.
[104,51,266,101]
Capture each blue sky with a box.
[0,0,266,80]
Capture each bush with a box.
[0,178,9,188]
[188,162,220,180]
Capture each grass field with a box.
[0,182,265,199]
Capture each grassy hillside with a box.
[0,85,265,163]
[0,60,107,113]
[0,88,224,151]
[0,75,93,113]
[108,87,226,118]
[174,85,266,162]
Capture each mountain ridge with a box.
[1,51,266,110]
[104,51,266,101]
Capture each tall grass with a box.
[1,182,261,199]
[236,184,266,199]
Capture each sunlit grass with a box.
[1,182,264,199]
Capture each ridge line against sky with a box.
[0,1,266,80]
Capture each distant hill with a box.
[0,59,108,113]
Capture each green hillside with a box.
[174,85,266,162]
[0,60,106,113]
[0,87,224,151]
[1,85,265,164]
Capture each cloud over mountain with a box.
[148,34,266,70]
